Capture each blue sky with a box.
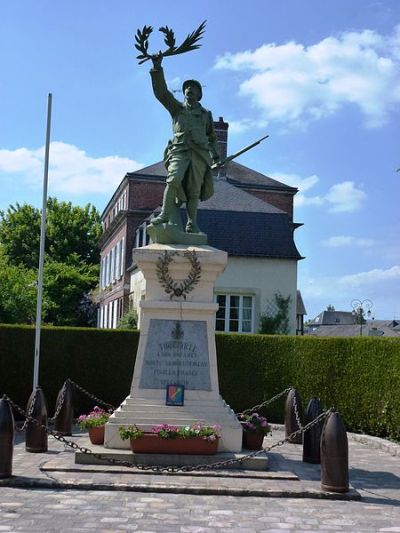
[1,0,399,321]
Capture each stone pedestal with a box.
[104,243,243,452]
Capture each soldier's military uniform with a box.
[150,66,219,232]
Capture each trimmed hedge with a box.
[216,334,400,440]
[0,324,138,417]
[1,324,399,439]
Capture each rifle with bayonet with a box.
[212,134,269,169]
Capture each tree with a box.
[0,199,101,326]
[117,309,138,330]
[0,203,41,269]
[326,304,335,311]
[0,248,51,323]
[259,293,291,335]
[43,261,99,326]
[0,198,101,269]
[353,307,366,325]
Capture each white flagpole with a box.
[33,93,52,389]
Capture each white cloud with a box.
[270,172,319,192]
[0,142,143,195]
[325,181,366,213]
[227,117,269,134]
[299,265,400,319]
[322,236,375,247]
[215,25,400,128]
[340,265,400,287]
[271,172,366,213]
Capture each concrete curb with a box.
[0,475,361,500]
[271,424,400,457]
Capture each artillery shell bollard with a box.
[303,397,323,463]
[284,388,304,444]
[54,380,74,436]
[320,411,349,493]
[25,387,48,453]
[0,396,15,478]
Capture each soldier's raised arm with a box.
[149,54,180,116]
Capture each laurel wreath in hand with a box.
[156,250,201,299]
[134,21,206,65]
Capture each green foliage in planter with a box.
[119,424,144,440]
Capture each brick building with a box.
[97,117,304,332]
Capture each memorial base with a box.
[104,244,243,453]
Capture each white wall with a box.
[215,256,298,334]
[130,255,298,334]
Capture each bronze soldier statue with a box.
[149,53,220,233]
[134,23,268,241]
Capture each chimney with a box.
[213,117,229,177]
[214,116,229,160]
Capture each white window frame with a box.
[105,254,109,286]
[215,293,255,333]
[120,237,125,277]
[116,240,121,280]
[111,247,115,283]
[112,299,118,328]
[104,304,108,329]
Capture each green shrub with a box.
[0,324,138,417]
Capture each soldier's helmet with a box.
[182,79,202,101]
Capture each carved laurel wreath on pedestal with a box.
[156,250,201,299]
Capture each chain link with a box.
[48,380,69,422]
[4,394,333,474]
[292,389,304,430]
[238,387,292,416]
[69,380,116,411]
[16,387,38,432]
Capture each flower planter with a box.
[130,433,219,455]
[88,426,105,445]
[243,432,264,450]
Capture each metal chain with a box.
[69,380,116,411]
[48,380,69,422]
[238,387,292,416]
[292,389,304,430]
[4,394,333,474]
[16,388,38,432]
[69,379,292,420]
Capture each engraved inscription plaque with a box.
[140,319,211,390]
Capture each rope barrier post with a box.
[54,380,74,436]
[303,397,323,464]
[320,411,349,493]
[284,388,304,444]
[0,396,15,478]
[25,387,48,453]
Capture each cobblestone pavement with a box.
[1,488,400,532]
[0,428,399,531]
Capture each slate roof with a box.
[195,210,302,259]
[128,160,296,192]
[296,290,307,316]
[309,311,355,326]
[225,161,298,192]
[200,179,285,214]
[305,324,400,337]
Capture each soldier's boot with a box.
[151,185,180,226]
[186,197,201,233]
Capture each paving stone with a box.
[0,428,399,531]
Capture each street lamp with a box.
[351,299,373,336]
